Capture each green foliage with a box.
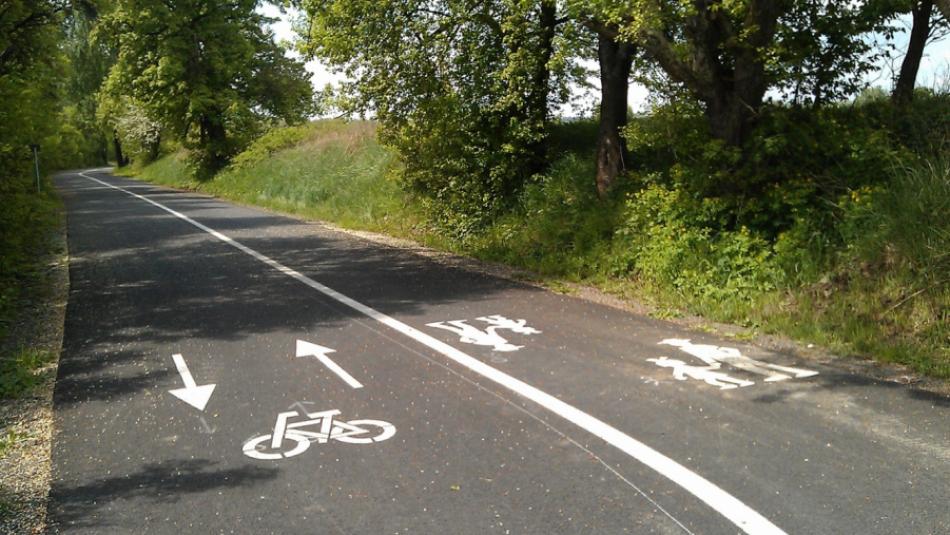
[0,1,79,359]
[613,183,779,307]
[842,157,950,286]
[130,121,417,234]
[774,0,898,105]
[98,95,163,164]
[230,123,323,170]
[0,349,54,399]
[0,168,60,343]
[298,0,580,236]
[100,0,314,176]
[468,152,618,275]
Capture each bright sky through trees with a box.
[259,4,949,117]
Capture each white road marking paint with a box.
[648,357,755,390]
[426,314,541,352]
[77,170,787,535]
[244,409,396,460]
[659,338,818,383]
[295,339,363,389]
[168,353,216,411]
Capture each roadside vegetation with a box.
[127,89,949,379]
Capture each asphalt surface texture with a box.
[48,169,949,534]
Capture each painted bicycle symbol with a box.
[243,408,396,460]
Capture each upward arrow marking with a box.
[296,339,363,389]
[168,353,216,411]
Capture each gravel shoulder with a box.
[0,206,69,534]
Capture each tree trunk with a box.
[705,94,751,148]
[112,129,127,167]
[198,113,229,176]
[595,35,636,197]
[633,0,784,147]
[148,131,161,162]
[893,0,934,105]
[525,0,557,178]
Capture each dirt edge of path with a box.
[0,205,69,534]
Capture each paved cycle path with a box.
[49,169,949,534]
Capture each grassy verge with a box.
[122,121,424,237]
[119,119,948,381]
[0,170,67,533]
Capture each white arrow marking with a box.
[295,339,363,389]
[168,353,216,411]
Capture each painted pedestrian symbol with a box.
[426,314,541,352]
[650,338,818,390]
[647,356,755,389]
[243,408,396,460]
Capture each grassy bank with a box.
[124,121,423,237]
[121,116,948,380]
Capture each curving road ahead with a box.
[48,168,949,534]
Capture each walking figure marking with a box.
[427,315,541,352]
[650,338,818,390]
[647,357,755,390]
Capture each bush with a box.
[469,153,618,274]
[613,182,779,307]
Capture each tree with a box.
[0,0,70,78]
[97,94,162,164]
[572,1,790,147]
[100,0,313,176]
[62,2,117,164]
[1,0,69,174]
[892,0,947,104]
[591,29,636,196]
[775,1,896,106]
[297,0,576,231]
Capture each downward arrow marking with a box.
[296,339,363,389]
[168,353,216,411]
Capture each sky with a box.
[260,5,950,117]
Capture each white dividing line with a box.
[77,169,786,535]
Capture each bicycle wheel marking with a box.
[243,409,396,460]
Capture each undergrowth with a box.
[0,349,54,399]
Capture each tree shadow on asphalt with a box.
[751,369,950,407]
[47,459,278,530]
[53,172,539,411]
[52,349,172,407]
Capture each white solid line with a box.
[76,169,787,535]
[315,353,364,389]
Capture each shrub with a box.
[613,182,779,307]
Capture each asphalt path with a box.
[49,168,949,534]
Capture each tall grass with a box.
[128,121,422,236]
[0,170,60,345]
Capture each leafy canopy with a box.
[100,0,313,175]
